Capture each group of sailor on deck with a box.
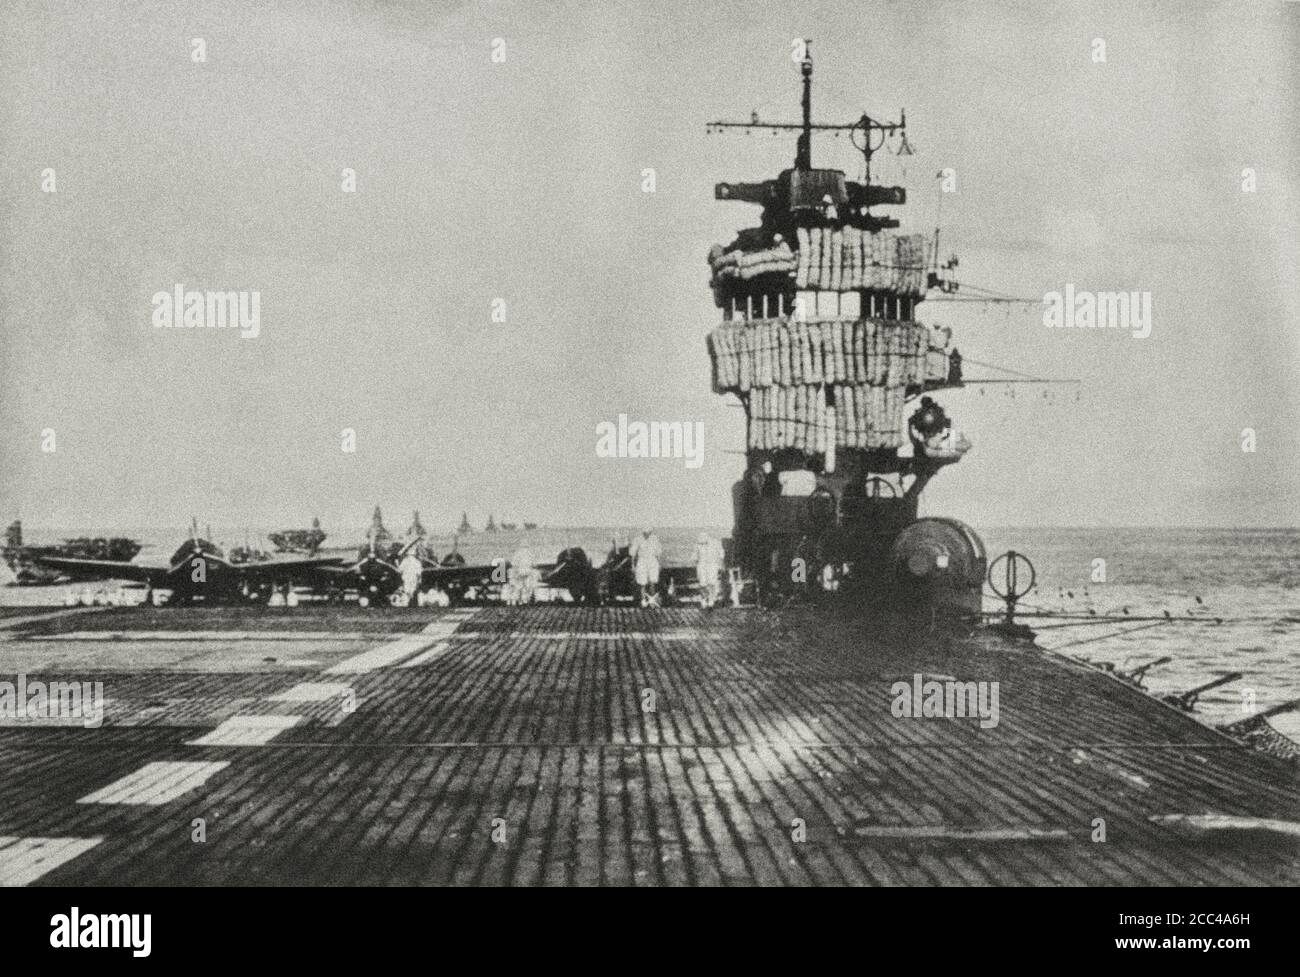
[391,526,727,609]
[632,528,725,609]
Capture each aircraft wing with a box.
[535,561,562,583]
[420,561,504,589]
[314,563,362,578]
[29,556,171,586]
[235,555,350,583]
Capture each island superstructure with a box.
[707,44,981,613]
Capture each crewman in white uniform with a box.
[629,528,662,607]
[399,549,424,607]
[508,546,538,605]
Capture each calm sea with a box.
[9,524,1298,738]
[982,528,1299,739]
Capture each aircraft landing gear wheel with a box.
[864,476,898,499]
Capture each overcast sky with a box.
[1,0,1296,535]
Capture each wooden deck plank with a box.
[2,604,1296,885]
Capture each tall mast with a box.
[796,40,813,171]
[706,41,908,225]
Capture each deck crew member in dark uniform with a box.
[908,396,950,458]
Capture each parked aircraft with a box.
[30,519,346,604]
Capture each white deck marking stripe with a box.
[398,642,452,668]
[421,621,462,634]
[849,826,1070,841]
[0,607,111,630]
[1150,814,1300,838]
[324,636,437,674]
[268,682,351,703]
[31,630,379,642]
[186,715,301,746]
[78,761,230,805]
[451,630,702,641]
[84,762,192,805]
[0,837,103,886]
[26,622,474,641]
